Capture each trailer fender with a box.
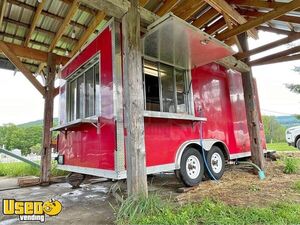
[174,139,229,169]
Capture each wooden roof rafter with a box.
[0,0,6,28]
[25,0,47,47]
[202,0,258,39]
[216,0,300,41]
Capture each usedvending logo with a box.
[2,199,62,222]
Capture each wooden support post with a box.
[40,53,56,185]
[122,0,148,197]
[238,32,264,171]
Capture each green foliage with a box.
[283,157,299,174]
[286,67,300,94]
[118,198,300,225]
[0,161,67,177]
[267,142,296,151]
[262,116,286,143]
[116,194,163,224]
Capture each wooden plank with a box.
[257,26,295,36]
[139,0,149,7]
[192,7,218,28]
[255,53,300,65]
[48,0,79,52]
[216,0,300,41]
[40,53,56,185]
[156,0,179,17]
[0,41,69,64]
[250,45,300,66]
[236,32,300,60]
[0,0,6,28]
[70,10,106,57]
[203,0,258,39]
[80,0,159,25]
[172,0,206,20]
[204,18,226,34]
[25,0,47,47]
[228,0,300,14]
[238,9,300,24]
[223,13,242,52]
[0,41,45,95]
[122,0,148,197]
[7,0,87,31]
[237,32,264,171]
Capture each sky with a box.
[0,31,299,125]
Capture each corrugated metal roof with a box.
[0,0,299,73]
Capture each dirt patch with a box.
[176,152,300,206]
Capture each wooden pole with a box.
[40,53,56,185]
[238,32,264,171]
[122,0,148,197]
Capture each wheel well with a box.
[212,142,229,160]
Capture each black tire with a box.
[179,147,204,187]
[296,138,300,150]
[205,146,225,180]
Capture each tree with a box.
[286,66,300,93]
[262,116,286,143]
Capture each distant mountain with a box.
[275,116,300,128]
[18,118,59,128]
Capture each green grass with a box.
[0,161,67,177]
[117,197,300,225]
[267,142,297,151]
[294,180,300,193]
[283,157,299,174]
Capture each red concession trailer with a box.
[52,14,266,187]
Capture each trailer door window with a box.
[67,57,100,122]
[143,59,189,114]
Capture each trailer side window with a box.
[67,58,100,122]
[143,60,189,114]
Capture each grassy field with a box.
[267,142,297,151]
[0,161,67,177]
[117,197,300,225]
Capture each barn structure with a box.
[0,0,300,196]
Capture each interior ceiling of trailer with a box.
[0,0,300,73]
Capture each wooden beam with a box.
[204,18,226,34]
[80,0,159,24]
[250,45,300,66]
[172,0,206,20]
[0,0,6,28]
[236,32,300,60]
[228,0,300,14]
[3,17,78,44]
[25,0,47,47]
[49,0,79,52]
[40,53,56,185]
[203,0,258,39]
[139,0,149,7]
[0,41,69,65]
[238,9,300,24]
[70,10,106,57]
[192,7,219,28]
[223,13,242,52]
[7,0,87,31]
[216,0,300,41]
[257,26,295,36]
[237,32,264,171]
[255,53,300,65]
[122,0,148,197]
[60,0,97,15]
[0,41,45,95]
[156,0,179,17]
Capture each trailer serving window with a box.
[67,55,100,122]
[143,59,189,114]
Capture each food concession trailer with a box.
[52,14,266,187]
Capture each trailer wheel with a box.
[205,146,225,180]
[179,147,204,187]
[296,138,300,150]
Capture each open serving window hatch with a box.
[142,13,234,69]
